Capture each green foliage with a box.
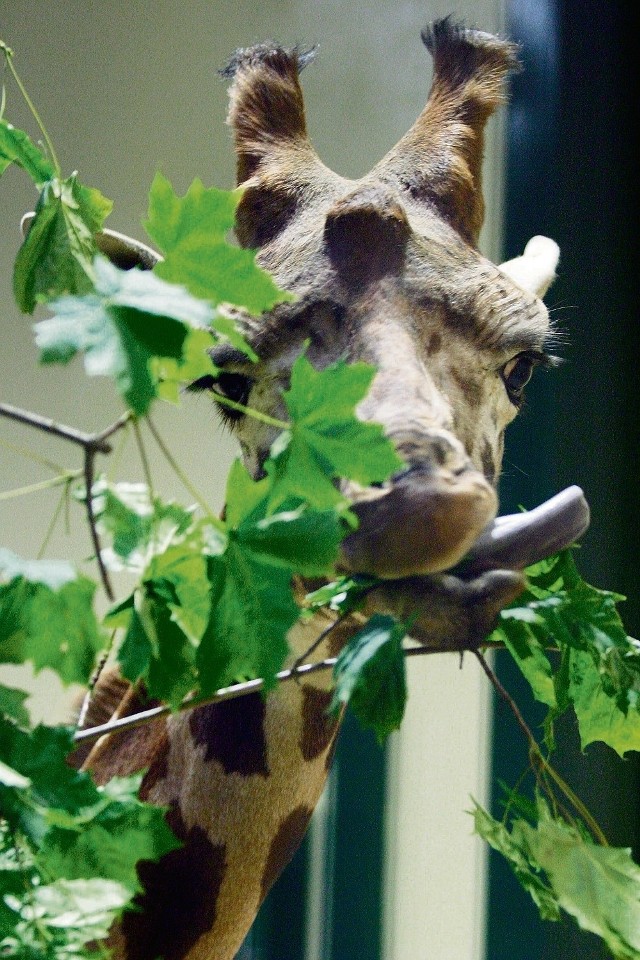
[35,257,213,414]
[0,118,54,184]
[1,70,639,960]
[145,172,293,314]
[0,550,104,685]
[491,550,640,756]
[474,797,640,959]
[330,614,407,742]
[267,355,404,511]
[14,176,113,313]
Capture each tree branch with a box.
[0,402,131,453]
[83,448,114,602]
[73,642,502,746]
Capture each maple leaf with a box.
[145,173,293,314]
[266,355,404,512]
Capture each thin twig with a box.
[1,40,62,177]
[0,435,66,473]
[474,649,538,751]
[473,649,608,846]
[0,469,81,501]
[83,448,114,603]
[132,419,154,496]
[37,482,71,560]
[73,644,477,746]
[0,402,122,454]
[145,414,217,519]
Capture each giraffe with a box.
[73,19,588,960]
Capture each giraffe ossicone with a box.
[67,18,589,960]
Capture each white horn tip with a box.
[499,234,560,298]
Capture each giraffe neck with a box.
[82,610,357,960]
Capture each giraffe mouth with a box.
[352,486,590,650]
[339,476,589,583]
[339,466,498,579]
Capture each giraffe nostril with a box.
[389,429,474,483]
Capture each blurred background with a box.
[0,1,636,958]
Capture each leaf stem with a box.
[0,435,67,473]
[144,414,218,520]
[1,41,62,177]
[37,482,71,559]
[474,649,609,846]
[132,418,154,498]
[214,393,289,430]
[0,469,81,501]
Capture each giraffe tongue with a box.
[458,485,590,575]
[361,487,590,651]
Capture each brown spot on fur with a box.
[480,438,496,484]
[300,687,338,761]
[139,725,171,801]
[451,365,482,408]
[260,805,314,900]
[189,693,269,776]
[427,331,443,355]
[115,807,226,960]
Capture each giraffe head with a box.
[196,19,560,580]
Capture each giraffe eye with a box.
[188,372,254,422]
[501,351,545,405]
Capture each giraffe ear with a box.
[374,19,520,246]
[222,43,318,185]
[498,235,560,298]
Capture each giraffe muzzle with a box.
[339,463,498,579]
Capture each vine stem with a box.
[1,40,62,177]
[473,649,609,846]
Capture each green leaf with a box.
[14,175,113,313]
[0,685,30,727]
[152,326,219,402]
[496,618,557,707]
[0,119,55,185]
[89,478,196,573]
[0,760,31,790]
[569,648,640,757]
[471,801,561,922]
[0,721,99,845]
[225,459,344,576]
[35,257,210,414]
[145,172,293,313]
[518,816,640,959]
[495,550,640,757]
[0,550,76,590]
[117,591,197,709]
[330,614,407,742]
[40,775,180,893]
[9,877,131,951]
[266,356,403,511]
[197,547,298,694]
[0,554,103,686]
[304,575,381,615]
